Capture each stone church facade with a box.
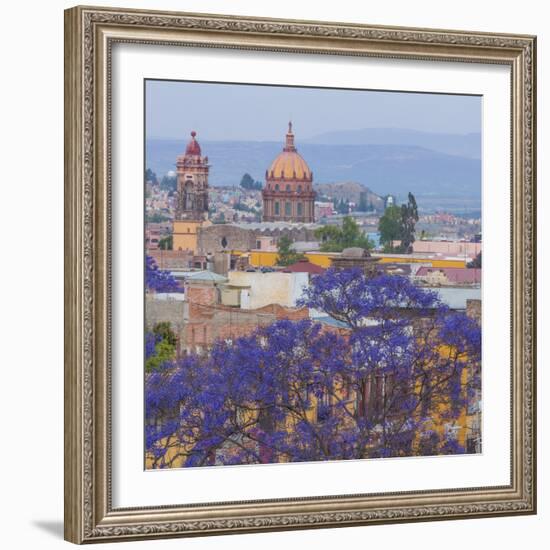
[197,223,318,255]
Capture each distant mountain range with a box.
[304,128,481,159]
[146,129,481,202]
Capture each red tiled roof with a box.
[416,267,481,284]
[283,258,326,274]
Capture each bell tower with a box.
[173,131,211,252]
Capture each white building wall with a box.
[228,271,309,309]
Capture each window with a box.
[297,203,303,216]
[316,391,331,423]
[274,202,280,215]
[286,184,291,192]
[275,184,280,191]
[297,185,302,193]
[285,202,291,216]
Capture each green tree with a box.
[158,235,173,250]
[467,252,482,268]
[240,173,254,189]
[276,235,306,266]
[357,192,369,212]
[146,339,176,373]
[153,322,178,347]
[145,168,158,184]
[234,201,255,213]
[159,174,177,192]
[400,192,419,253]
[240,173,263,190]
[335,198,350,215]
[315,216,373,252]
[146,212,171,223]
[145,322,177,373]
[378,205,402,252]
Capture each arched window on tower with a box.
[184,180,194,210]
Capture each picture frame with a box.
[64,5,537,544]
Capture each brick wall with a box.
[198,225,256,254]
[182,304,275,353]
[186,284,217,307]
[255,304,309,321]
[198,224,318,255]
[147,249,193,270]
[181,300,310,353]
[145,297,186,331]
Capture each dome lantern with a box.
[266,122,312,182]
[283,121,296,152]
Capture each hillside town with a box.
[145,124,482,468]
[145,124,481,303]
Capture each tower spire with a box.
[185,130,201,155]
[284,120,296,152]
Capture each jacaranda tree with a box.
[145,255,182,293]
[146,269,481,468]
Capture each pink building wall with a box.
[412,240,481,258]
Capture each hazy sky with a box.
[145,79,481,141]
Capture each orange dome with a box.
[268,151,312,180]
[267,122,312,181]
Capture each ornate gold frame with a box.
[64,5,537,544]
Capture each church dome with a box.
[267,122,312,181]
[185,130,201,155]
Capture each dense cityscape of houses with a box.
[145,124,483,467]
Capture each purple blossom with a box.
[145,270,481,468]
[145,255,182,293]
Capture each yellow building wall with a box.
[242,250,338,268]
[173,220,201,253]
[411,344,475,453]
[376,256,466,268]
[147,357,476,468]
[236,250,466,269]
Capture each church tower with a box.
[173,131,211,252]
[262,122,316,223]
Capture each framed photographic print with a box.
[64,5,537,544]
